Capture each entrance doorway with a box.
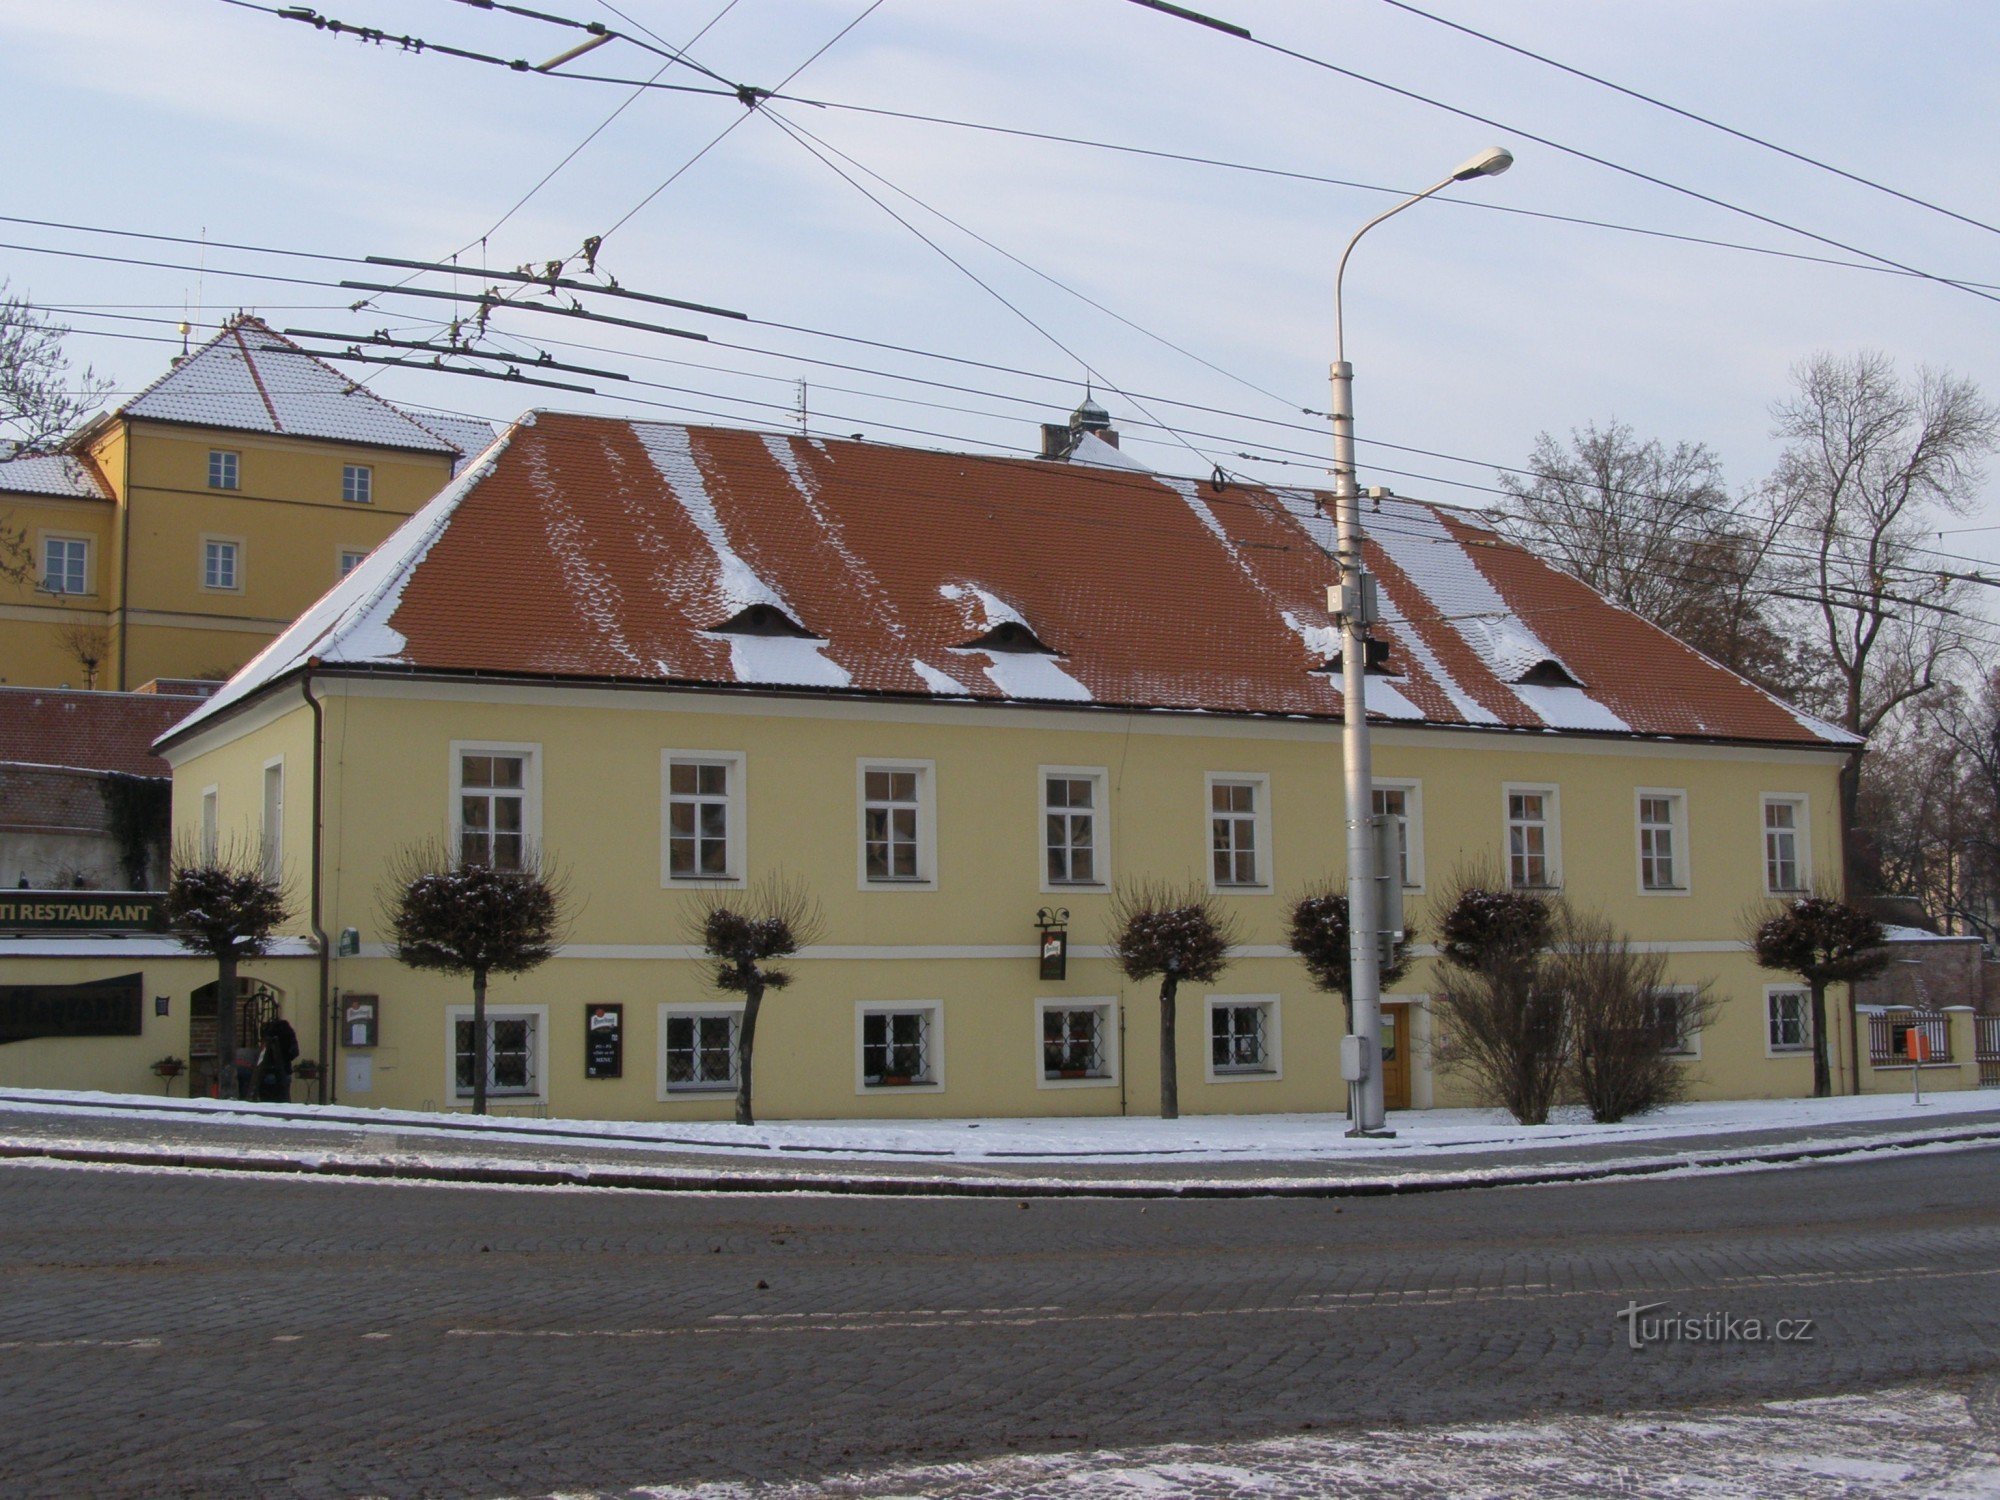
[1380,1002,1412,1111]
[190,979,283,1097]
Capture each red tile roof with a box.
[0,688,206,778]
[169,414,1855,751]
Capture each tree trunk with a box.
[215,950,238,1100]
[735,976,764,1127]
[471,965,489,1116]
[1809,979,1831,1099]
[1159,974,1180,1121]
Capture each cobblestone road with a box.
[2,1149,1997,1498]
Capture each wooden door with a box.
[1380,1003,1412,1110]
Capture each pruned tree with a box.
[55,618,109,690]
[163,838,292,1100]
[1495,420,1803,694]
[2,287,112,584]
[1430,875,1568,1125]
[384,839,568,1114]
[1285,880,1417,1029]
[1109,881,1238,1120]
[1748,892,1889,1098]
[1768,352,2000,837]
[685,873,823,1126]
[1559,909,1718,1123]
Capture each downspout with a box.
[115,425,133,690]
[303,663,331,1105]
[1843,743,1863,1096]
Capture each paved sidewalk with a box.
[3,1088,1998,1197]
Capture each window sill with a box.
[1641,886,1691,895]
[864,1077,938,1089]
[665,1082,737,1094]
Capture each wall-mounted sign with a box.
[586,1003,623,1079]
[1039,930,1069,982]
[342,994,379,1049]
[0,973,143,1044]
[0,892,163,933]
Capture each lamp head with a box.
[1450,146,1514,181]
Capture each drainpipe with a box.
[115,428,133,690]
[1843,743,1863,1096]
[303,663,331,1105]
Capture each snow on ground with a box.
[0,1087,1994,1165]
[613,1382,2000,1499]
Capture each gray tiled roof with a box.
[0,453,109,500]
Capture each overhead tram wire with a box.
[1117,0,2000,309]
[1373,0,2000,241]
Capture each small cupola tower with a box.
[1039,392,1120,460]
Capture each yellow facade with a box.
[0,420,451,691]
[128,672,1910,1121]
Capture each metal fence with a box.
[1867,1009,1952,1067]
[1978,1016,2000,1088]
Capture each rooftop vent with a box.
[957,620,1056,655]
[709,603,820,639]
[1514,659,1584,689]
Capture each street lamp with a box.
[1331,145,1513,1137]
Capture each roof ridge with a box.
[230,322,284,430]
[227,319,455,451]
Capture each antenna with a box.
[795,379,808,435]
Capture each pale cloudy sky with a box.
[5,1,1998,566]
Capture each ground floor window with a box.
[665,1011,739,1091]
[1042,1005,1109,1080]
[1210,1000,1273,1074]
[455,1014,538,1098]
[1767,989,1811,1053]
[1646,988,1701,1057]
[861,1008,935,1087]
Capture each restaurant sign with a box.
[0,891,165,933]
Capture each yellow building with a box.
[17,410,1949,1118]
[0,318,490,692]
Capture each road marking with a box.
[0,1337,162,1351]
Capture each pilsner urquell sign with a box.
[0,891,164,933]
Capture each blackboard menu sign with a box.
[0,972,143,1043]
[585,1003,623,1079]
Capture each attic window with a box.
[1515,659,1584,689]
[709,604,819,639]
[1315,639,1398,676]
[958,620,1056,655]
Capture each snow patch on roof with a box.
[911,659,972,695]
[760,431,910,651]
[1070,432,1151,472]
[1782,703,1863,746]
[939,582,1028,633]
[1394,630,1501,724]
[724,634,852,689]
[528,439,644,670]
[1279,610,1340,662]
[1363,677,1425,720]
[637,423,790,617]
[159,422,525,744]
[0,453,106,500]
[1509,683,1630,734]
[974,651,1092,702]
[1161,477,1236,557]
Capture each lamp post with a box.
[1333,146,1513,1136]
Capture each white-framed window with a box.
[208,449,239,490]
[1207,995,1281,1081]
[342,464,374,504]
[1636,789,1688,894]
[447,1005,548,1102]
[337,547,369,579]
[202,537,241,591]
[856,1001,943,1091]
[1207,773,1271,891]
[1036,997,1118,1089]
[1763,795,1809,893]
[663,751,745,886]
[260,759,284,884]
[451,741,541,871]
[40,535,90,596]
[659,1002,742,1096]
[1646,987,1701,1058]
[1371,779,1424,888]
[1041,766,1108,889]
[1504,784,1559,889]
[857,760,936,889]
[199,785,219,863]
[1766,987,1812,1054]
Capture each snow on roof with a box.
[1069,431,1151,472]
[0,453,108,501]
[406,412,499,474]
[157,414,1863,749]
[119,319,460,454]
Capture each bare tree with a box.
[163,839,292,1100]
[384,840,568,1114]
[1109,881,1238,1120]
[55,618,109,690]
[1747,892,1889,1097]
[1559,910,1718,1123]
[1768,352,2000,835]
[1285,880,1417,1029]
[2,287,113,584]
[1430,875,1568,1125]
[685,874,823,1126]
[1495,421,1802,693]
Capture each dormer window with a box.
[958,620,1055,655]
[709,604,818,639]
[1515,659,1584,689]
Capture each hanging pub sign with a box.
[0,891,163,933]
[1035,907,1070,982]
[585,1003,623,1079]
